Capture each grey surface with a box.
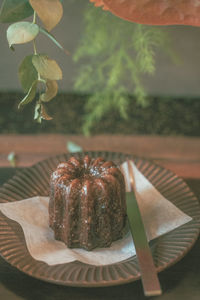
[0,1,200,97]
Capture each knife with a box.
[121,160,162,296]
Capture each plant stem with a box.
[33,11,36,24]
[32,10,38,55]
[33,39,37,55]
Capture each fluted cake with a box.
[49,155,127,250]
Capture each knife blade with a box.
[122,160,162,296]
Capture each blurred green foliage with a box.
[73,4,177,135]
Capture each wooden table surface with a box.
[0,134,200,178]
[0,134,200,299]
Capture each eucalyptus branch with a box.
[0,0,64,123]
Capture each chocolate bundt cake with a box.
[49,155,127,250]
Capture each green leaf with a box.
[7,21,39,47]
[18,80,38,109]
[7,151,17,167]
[18,55,38,93]
[32,54,62,80]
[40,80,58,102]
[67,141,83,153]
[29,0,63,32]
[0,0,33,23]
[34,102,42,122]
[39,27,69,55]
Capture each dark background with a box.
[0,92,199,136]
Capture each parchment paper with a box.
[0,163,192,266]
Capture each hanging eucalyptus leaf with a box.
[18,55,38,93]
[18,80,38,109]
[34,102,42,123]
[39,27,69,55]
[34,102,52,122]
[41,104,53,120]
[0,0,33,23]
[29,0,63,32]
[32,54,62,80]
[40,80,58,102]
[7,21,39,47]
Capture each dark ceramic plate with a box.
[0,151,200,287]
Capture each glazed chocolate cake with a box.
[49,155,126,250]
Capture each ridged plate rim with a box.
[0,151,200,287]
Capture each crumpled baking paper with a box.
[0,162,192,266]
